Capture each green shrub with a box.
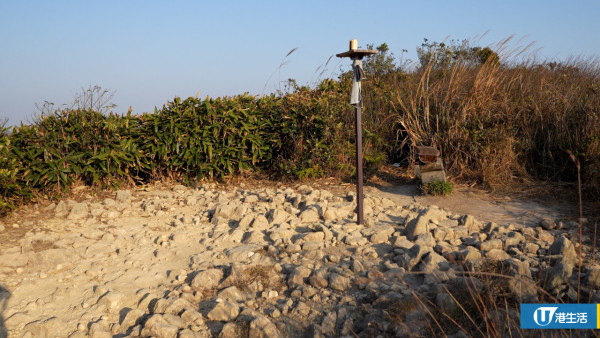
[10,110,143,191]
[422,180,453,196]
[136,94,275,180]
[268,81,355,179]
[0,86,358,209]
[364,150,386,177]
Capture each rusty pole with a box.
[354,102,364,225]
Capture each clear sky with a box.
[1,0,599,126]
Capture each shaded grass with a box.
[390,261,600,337]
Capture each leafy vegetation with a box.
[1,36,599,216]
[422,180,453,196]
[416,38,500,69]
[10,110,142,191]
[134,95,274,181]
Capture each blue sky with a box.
[1,0,599,126]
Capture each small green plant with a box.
[422,179,453,196]
[297,165,324,180]
[364,150,386,177]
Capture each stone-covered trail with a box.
[0,183,597,337]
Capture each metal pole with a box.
[355,103,364,225]
[335,39,377,226]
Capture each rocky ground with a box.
[0,181,598,337]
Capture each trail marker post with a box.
[336,39,378,225]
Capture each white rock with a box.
[546,262,573,290]
[299,208,320,223]
[419,251,449,272]
[180,308,205,326]
[97,291,125,312]
[302,241,323,251]
[322,207,339,221]
[244,195,259,203]
[190,268,224,290]
[207,301,240,322]
[344,235,368,246]
[55,200,68,214]
[141,314,180,338]
[399,244,432,270]
[480,239,503,252]
[328,273,350,291]
[504,231,524,247]
[405,215,430,241]
[549,236,577,266]
[238,214,254,228]
[217,286,248,302]
[486,249,511,261]
[269,228,294,242]
[539,218,557,230]
[172,184,187,192]
[415,233,436,247]
[23,317,69,337]
[251,215,270,230]
[302,231,325,243]
[243,230,267,244]
[392,236,413,249]
[268,209,289,225]
[213,203,236,219]
[67,202,89,220]
[115,190,132,203]
[460,214,481,232]
[120,308,145,330]
[249,315,282,338]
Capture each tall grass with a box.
[359,40,600,196]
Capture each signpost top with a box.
[336,49,378,58]
[336,39,378,59]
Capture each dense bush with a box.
[268,80,355,179]
[0,87,356,214]
[134,95,276,181]
[10,110,142,192]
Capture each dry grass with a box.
[359,37,600,200]
[391,259,600,337]
[233,265,284,292]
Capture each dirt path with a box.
[370,184,572,228]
